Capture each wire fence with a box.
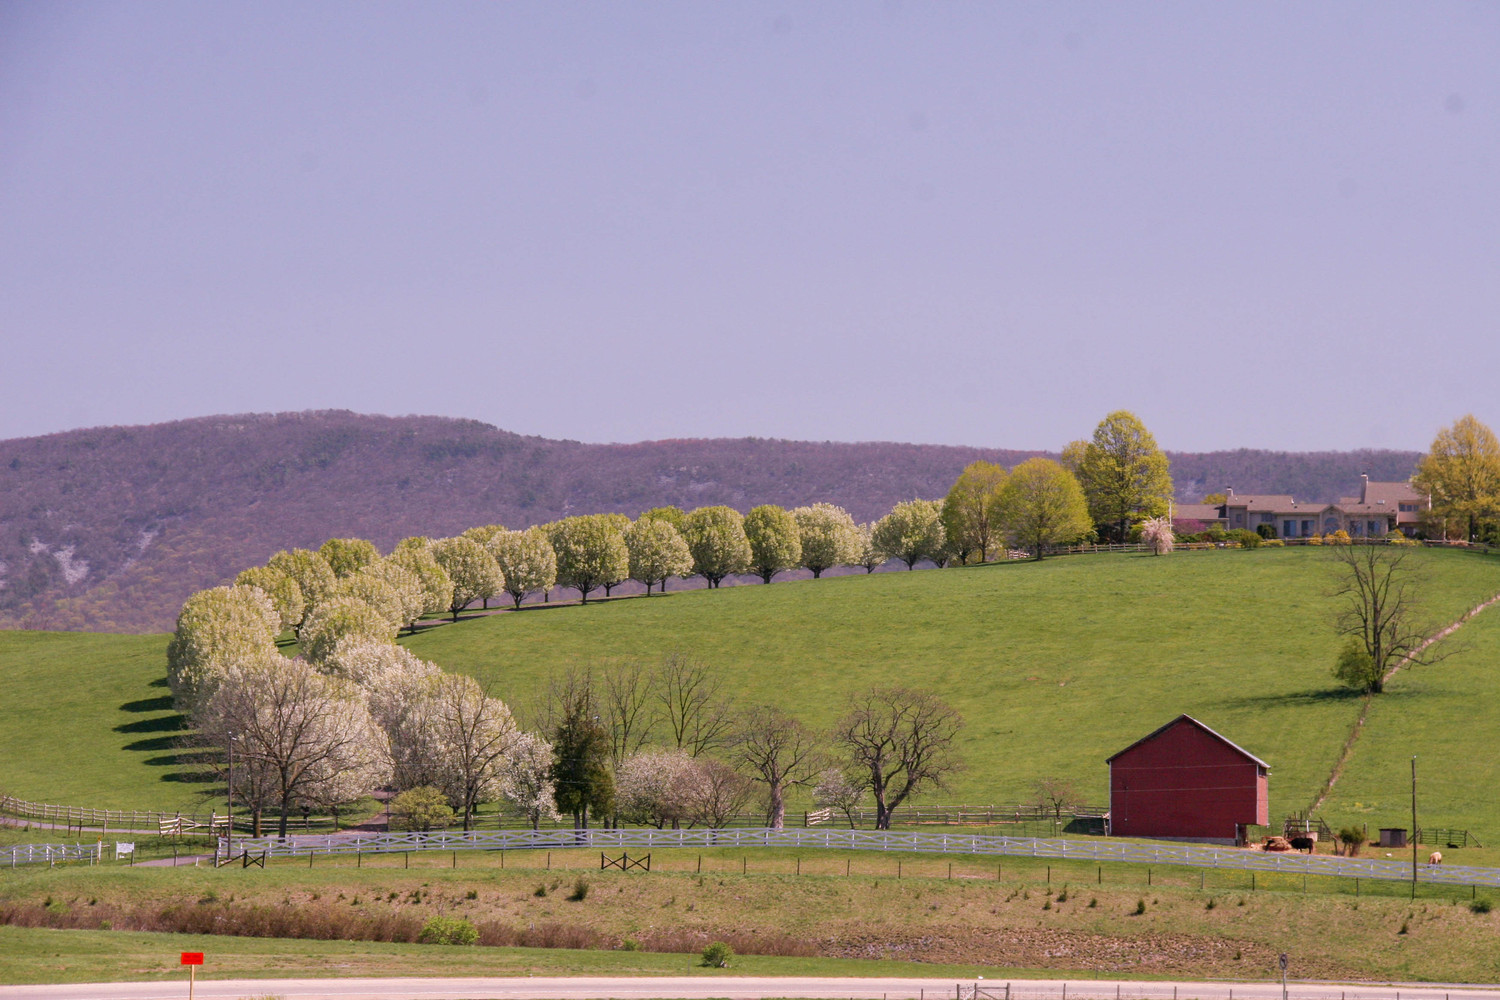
[954,985,1488,1000]
[204,827,1500,890]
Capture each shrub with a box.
[1228,529,1261,549]
[1204,527,1227,543]
[389,786,454,832]
[1255,523,1278,540]
[1338,826,1367,857]
[1134,898,1147,915]
[1327,529,1352,545]
[1262,538,1285,547]
[418,915,478,945]
[1307,534,1324,546]
[533,885,547,898]
[1472,898,1492,914]
[567,877,590,902]
[701,941,734,968]
[619,937,642,951]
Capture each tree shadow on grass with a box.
[1219,687,1417,709]
[117,684,215,784]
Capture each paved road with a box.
[2,978,1498,1000]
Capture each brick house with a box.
[1175,476,1428,539]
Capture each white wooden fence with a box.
[210,828,1500,890]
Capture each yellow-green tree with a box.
[1073,411,1173,542]
[1413,415,1500,542]
[993,458,1091,560]
[941,461,1008,564]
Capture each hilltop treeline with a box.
[0,410,1420,632]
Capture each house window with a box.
[1302,520,1314,536]
[1260,513,1274,524]
[1369,520,1380,536]
[1350,521,1363,536]
[1400,504,1417,513]
[1283,520,1296,538]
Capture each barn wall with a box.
[1109,721,1267,840]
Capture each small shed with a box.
[1106,715,1269,844]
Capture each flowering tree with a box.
[813,768,866,828]
[872,499,947,570]
[317,537,380,579]
[743,505,802,584]
[792,503,860,578]
[233,566,304,632]
[615,750,702,828]
[267,548,337,628]
[194,652,389,838]
[299,595,397,665]
[624,518,693,595]
[683,506,752,588]
[431,536,504,619]
[388,540,454,622]
[357,559,428,632]
[499,731,560,829]
[166,584,281,711]
[1139,516,1175,555]
[853,523,885,573]
[489,527,558,609]
[548,515,630,604]
[420,674,519,829]
[331,573,405,633]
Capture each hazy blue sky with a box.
[2,2,1496,452]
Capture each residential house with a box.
[1176,476,1428,539]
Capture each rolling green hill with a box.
[2,547,1498,837]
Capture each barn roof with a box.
[1105,714,1270,769]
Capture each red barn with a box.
[1106,715,1269,844]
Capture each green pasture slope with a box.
[404,547,1500,828]
[0,630,180,811]
[1,547,1497,834]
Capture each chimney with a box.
[1361,473,1369,503]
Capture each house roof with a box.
[1340,481,1427,508]
[1105,714,1271,769]
[1172,504,1224,521]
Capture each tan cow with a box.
[1429,851,1443,865]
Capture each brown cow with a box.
[1429,851,1443,865]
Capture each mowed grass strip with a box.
[5,845,1500,984]
[404,548,1500,817]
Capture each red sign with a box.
[180,953,204,966]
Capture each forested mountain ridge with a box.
[0,411,1421,633]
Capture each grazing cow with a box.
[1429,851,1443,865]
[1263,836,1293,853]
[1290,836,1315,854]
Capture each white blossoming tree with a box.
[623,517,693,595]
[299,595,397,665]
[743,504,803,584]
[317,537,380,579]
[682,505,751,588]
[233,566,304,633]
[267,548,338,629]
[194,651,390,838]
[499,731,561,829]
[388,539,454,623]
[547,515,630,604]
[853,523,885,573]
[488,527,558,609]
[872,499,947,570]
[166,584,282,712]
[792,503,860,578]
[430,536,504,620]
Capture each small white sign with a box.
[114,842,134,858]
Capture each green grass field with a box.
[4,846,1500,984]
[402,547,1500,829]
[2,547,1499,840]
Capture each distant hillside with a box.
[0,411,1420,633]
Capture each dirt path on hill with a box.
[1307,590,1500,815]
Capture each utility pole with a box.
[227,732,236,858]
[1411,755,1418,900]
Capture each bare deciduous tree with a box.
[601,660,658,765]
[654,653,733,757]
[730,706,822,829]
[1330,544,1450,694]
[688,757,756,829]
[1032,777,1082,821]
[835,686,963,830]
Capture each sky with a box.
[2,2,1496,453]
